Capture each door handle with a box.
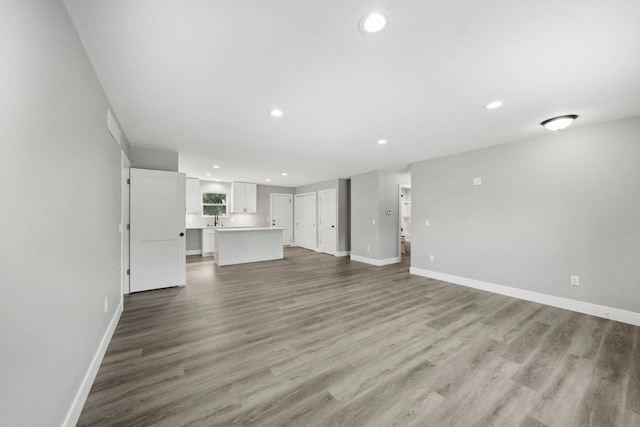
[179,232,184,237]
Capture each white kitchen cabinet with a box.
[231,182,257,213]
[186,178,201,214]
[202,228,215,256]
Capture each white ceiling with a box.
[64,0,640,187]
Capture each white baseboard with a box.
[410,267,640,327]
[351,254,401,266]
[335,251,351,257]
[186,249,202,256]
[62,298,123,427]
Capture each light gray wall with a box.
[351,171,410,260]
[411,116,640,314]
[0,1,126,425]
[337,179,351,252]
[130,146,179,172]
[351,171,381,258]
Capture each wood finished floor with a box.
[79,248,640,427]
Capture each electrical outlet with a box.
[104,297,108,313]
[473,177,482,186]
[425,220,430,227]
[367,245,370,252]
[429,255,435,262]
[387,209,392,215]
[570,275,580,286]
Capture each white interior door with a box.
[271,193,292,245]
[294,194,304,247]
[130,168,186,292]
[294,193,316,250]
[319,189,336,255]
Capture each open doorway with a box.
[399,185,411,260]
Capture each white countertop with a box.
[186,225,261,230]
[215,227,284,233]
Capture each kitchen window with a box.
[202,192,226,216]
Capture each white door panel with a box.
[271,194,292,245]
[130,168,186,292]
[294,193,316,250]
[319,189,336,255]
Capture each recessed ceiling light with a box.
[266,178,271,182]
[541,115,578,131]
[360,11,390,34]
[281,172,287,176]
[269,109,283,118]
[377,139,387,145]
[213,165,220,169]
[205,173,211,176]
[484,100,504,110]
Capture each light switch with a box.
[425,220,430,227]
[372,219,376,225]
[473,177,482,186]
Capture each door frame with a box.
[121,152,131,296]
[398,184,411,259]
[318,188,337,255]
[270,193,293,245]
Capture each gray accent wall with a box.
[0,1,127,424]
[411,116,640,314]
[130,146,179,172]
[350,171,410,260]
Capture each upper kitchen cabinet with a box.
[231,182,257,213]
[186,178,201,214]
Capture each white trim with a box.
[351,254,402,266]
[186,249,202,256]
[335,251,351,257]
[63,299,123,427]
[410,267,640,327]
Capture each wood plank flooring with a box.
[78,248,640,426]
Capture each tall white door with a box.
[130,168,186,292]
[271,194,292,245]
[319,189,337,255]
[294,193,316,250]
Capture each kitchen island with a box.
[214,227,284,266]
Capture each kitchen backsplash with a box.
[186,212,268,228]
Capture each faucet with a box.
[214,211,219,227]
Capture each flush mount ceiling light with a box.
[484,100,504,110]
[360,11,390,34]
[281,172,288,176]
[269,108,283,118]
[541,115,578,131]
[213,165,220,169]
[377,139,388,145]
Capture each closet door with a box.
[294,193,317,250]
